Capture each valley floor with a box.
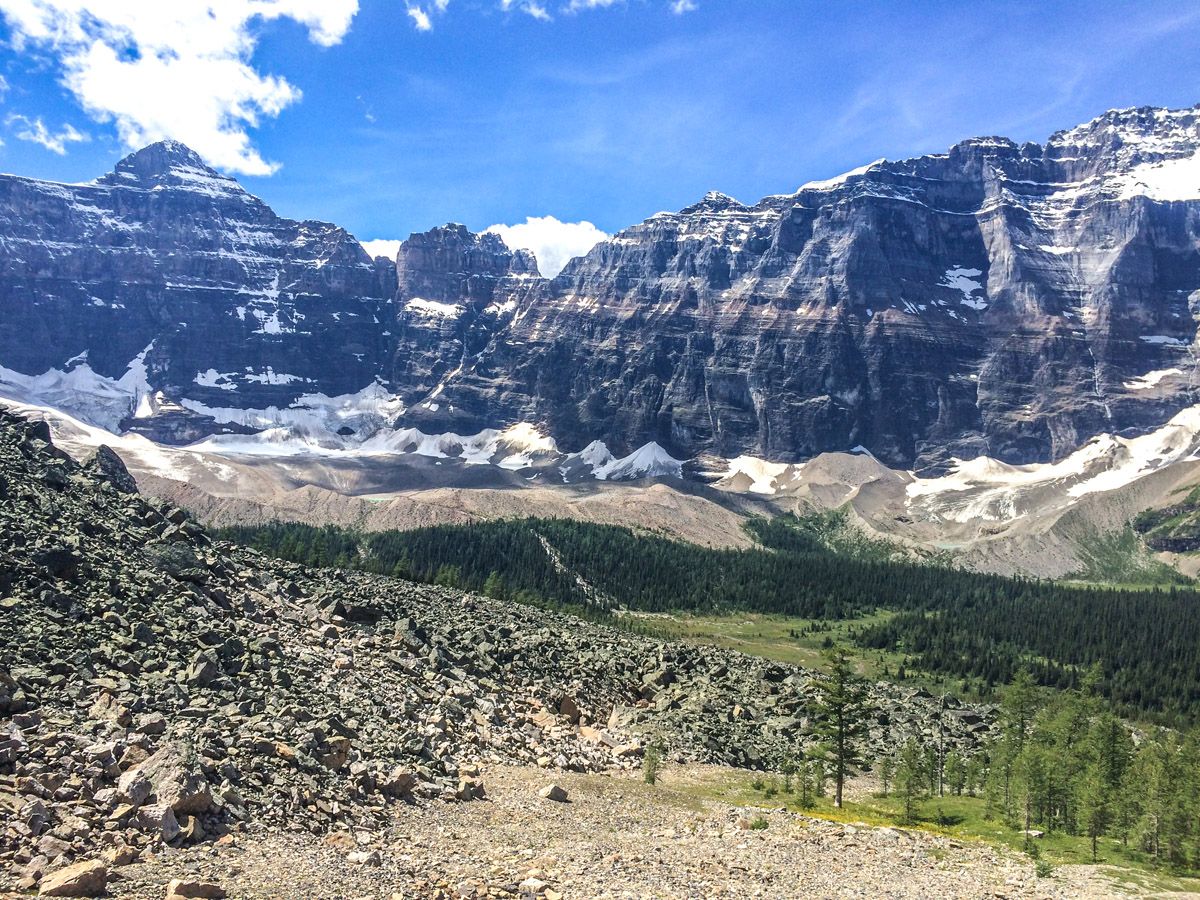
[42,765,1132,900]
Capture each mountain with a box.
[2,107,1200,472]
[0,140,396,443]
[409,106,1200,469]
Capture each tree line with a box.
[217,515,1200,721]
[879,666,1200,870]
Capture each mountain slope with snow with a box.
[2,105,1200,474]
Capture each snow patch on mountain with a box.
[594,442,683,481]
[1117,151,1200,202]
[940,267,987,310]
[798,159,886,192]
[906,404,1200,522]
[0,345,155,431]
[405,298,465,319]
[1139,335,1189,347]
[181,382,406,443]
[717,455,794,494]
[1124,368,1183,390]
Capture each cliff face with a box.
[417,107,1200,468]
[390,224,542,434]
[0,141,396,441]
[3,108,1200,468]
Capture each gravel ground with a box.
[52,765,1128,900]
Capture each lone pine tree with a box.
[811,644,870,807]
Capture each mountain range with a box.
[4,105,1200,577]
[2,106,1200,467]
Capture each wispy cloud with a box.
[0,0,359,174]
[407,4,433,31]
[6,113,88,154]
[417,0,696,28]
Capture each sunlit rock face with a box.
[3,107,1200,468]
[425,107,1200,468]
[0,141,396,442]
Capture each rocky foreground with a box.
[1,407,996,896]
[43,765,1122,899]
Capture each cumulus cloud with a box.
[486,216,608,277]
[359,238,403,261]
[0,0,359,175]
[670,0,697,12]
[7,113,88,154]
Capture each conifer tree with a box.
[894,738,926,825]
[811,645,870,807]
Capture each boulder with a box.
[123,744,213,814]
[136,803,180,842]
[166,879,227,899]
[37,859,107,897]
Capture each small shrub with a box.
[749,817,769,831]
[751,776,765,791]
[643,742,662,785]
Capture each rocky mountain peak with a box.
[681,190,746,214]
[396,224,543,291]
[3,104,1200,469]
[97,140,244,195]
[1047,104,1200,160]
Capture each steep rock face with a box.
[0,141,396,441]
[390,224,543,434]
[419,107,1200,467]
[2,108,1200,469]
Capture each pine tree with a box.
[482,570,507,600]
[1076,760,1110,862]
[944,751,966,796]
[894,738,926,825]
[992,669,1041,821]
[797,758,816,809]
[878,754,895,798]
[810,645,870,808]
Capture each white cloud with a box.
[406,4,433,30]
[7,113,88,154]
[0,1,359,175]
[500,0,551,20]
[486,216,608,277]
[359,238,402,261]
[501,0,691,20]
[566,0,620,10]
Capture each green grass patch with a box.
[674,768,1200,892]
[619,609,987,697]
[1068,526,1190,587]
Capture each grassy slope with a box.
[1068,525,1191,587]
[671,767,1200,894]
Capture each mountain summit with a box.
[98,140,242,193]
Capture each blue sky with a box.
[1,0,1199,263]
